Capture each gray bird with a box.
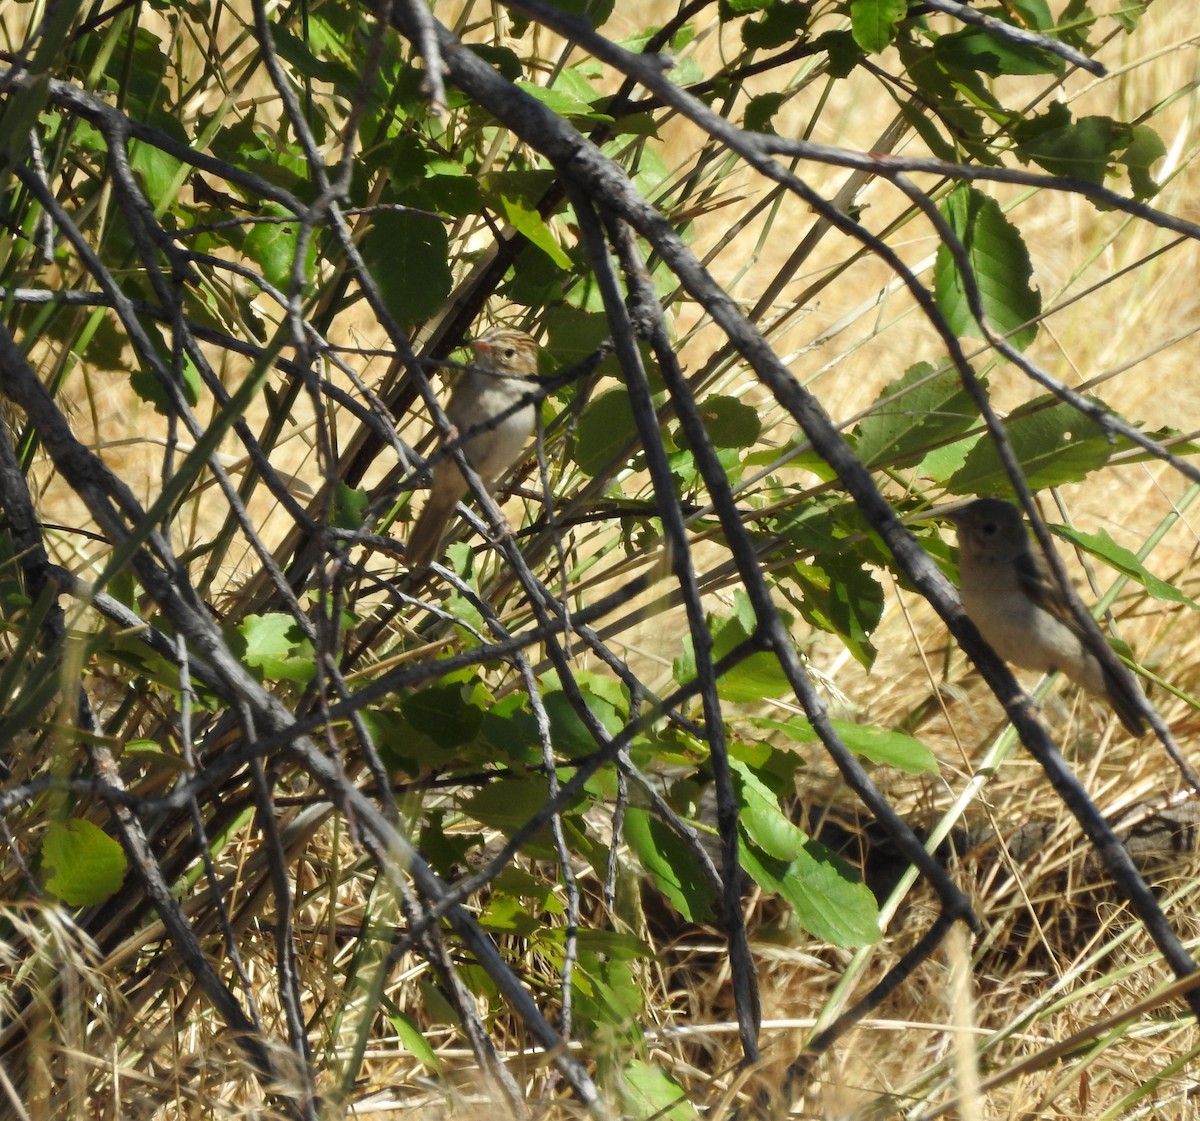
[406,328,541,568]
[945,497,1145,736]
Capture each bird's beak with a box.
[469,338,491,358]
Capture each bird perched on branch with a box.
[406,328,541,568]
[944,497,1146,736]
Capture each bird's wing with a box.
[1012,548,1079,631]
[1016,544,1146,736]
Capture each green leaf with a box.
[770,498,887,566]
[896,97,960,163]
[1052,526,1199,609]
[104,25,170,106]
[619,1060,701,1121]
[934,185,1041,350]
[819,29,862,77]
[754,717,939,773]
[683,395,762,449]
[744,92,787,134]
[476,694,541,762]
[210,114,309,194]
[574,387,641,477]
[499,193,572,268]
[493,865,563,912]
[673,593,793,702]
[742,2,810,49]
[129,340,202,415]
[1111,0,1146,32]
[1120,124,1166,200]
[271,25,360,90]
[361,210,452,329]
[421,160,484,219]
[390,1011,441,1072]
[572,959,643,1039]
[359,708,438,772]
[482,169,559,209]
[515,80,612,122]
[786,559,883,669]
[720,0,774,16]
[333,482,369,531]
[503,244,567,305]
[667,447,700,495]
[728,736,807,791]
[743,442,839,481]
[243,204,316,295]
[900,39,1003,165]
[920,431,981,483]
[1115,428,1200,463]
[42,819,127,906]
[552,65,608,110]
[239,613,316,683]
[479,894,543,935]
[0,72,48,183]
[463,777,583,855]
[176,356,203,408]
[625,808,717,922]
[739,836,881,947]
[1013,105,1116,186]
[543,684,625,757]
[129,113,187,206]
[1058,0,1097,51]
[733,760,881,947]
[1006,0,1053,28]
[418,809,482,874]
[534,0,615,29]
[123,738,185,768]
[464,44,524,80]
[1010,105,1163,199]
[733,759,801,861]
[947,395,1113,494]
[850,0,907,53]
[559,929,652,959]
[850,361,981,470]
[105,632,191,692]
[401,681,485,748]
[543,305,615,366]
[52,309,119,376]
[933,28,1062,77]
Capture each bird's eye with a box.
[981,521,997,535]
[504,347,516,358]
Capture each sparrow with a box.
[944,497,1146,736]
[406,328,541,568]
